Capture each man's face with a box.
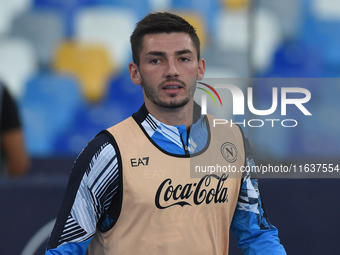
[129,32,205,111]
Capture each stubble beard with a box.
[141,79,196,109]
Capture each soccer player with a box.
[46,12,286,254]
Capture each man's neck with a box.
[145,102,194,130]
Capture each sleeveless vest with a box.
[88,115,245,254]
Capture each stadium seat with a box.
[260,41,324,78]
[215,7,282,72]
[0,0,30,35]
[170,0,220,37]
[221,0,250,10]
[259,0,302,39]
[0,37,38,99]
[301,17,340,69]
[10,9,64,68]
[89,0,151,20]
[20,73,83,156]
[53,41,114,102]
[148,0,171,11]
[54,70,144,155]
[106,69,144,116]
[169,11,208,50]
[294,0,340,70]
[252,8,283,72]
[312,0,340,20]
[32,0,96,37]
[54,101,132,156]
[203,47,247,77]
[215,9,248,51]
[74,6,138,70]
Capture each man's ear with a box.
[197,58,206,81]
[129,62,142,85]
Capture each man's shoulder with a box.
[73,131,117,172]
[107,116,139,137]
[88,131,114,151]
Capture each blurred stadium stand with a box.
[10,8,65,69]
[0,37,38,98]
[74,6,138,69]
[53,41,114,102]
[0,0,340,254]
[0,0,31,35]
[20,73,84,156]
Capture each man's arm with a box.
[1,85,29,176]
[2,128,29,176]
[46,132,120,254]
[231,131,286,255]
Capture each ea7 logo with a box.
[131,157,149,167]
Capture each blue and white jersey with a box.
[46,103,286,255]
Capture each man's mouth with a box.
[164,85,181,89]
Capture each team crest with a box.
[221,142,238,163]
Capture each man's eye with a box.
[179,57,190,62]
[150,59,160,64]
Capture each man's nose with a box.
[165,59,179,78]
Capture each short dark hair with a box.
[130,12,201,66]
